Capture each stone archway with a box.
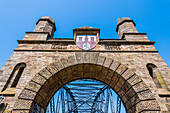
[12,52,161,113]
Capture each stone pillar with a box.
[116,17,149,41]
[116,17,138,39]
[34,16,56,37]
[23,16,56,40]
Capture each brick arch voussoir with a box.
[13,52,160,112]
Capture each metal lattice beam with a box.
[43,79,125,113]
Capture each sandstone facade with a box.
[0,16,169,112]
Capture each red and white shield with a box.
[76,35,97,50]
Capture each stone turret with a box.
[116,17,149,41]
[116,17,138,39]
[23,16,56,40]
[34,16,56,37]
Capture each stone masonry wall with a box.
[0,49,170,111]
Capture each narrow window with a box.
[146,63,169,90]
[2,63,26,91]
[11,63,26,87]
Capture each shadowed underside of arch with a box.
[12,52,161,113]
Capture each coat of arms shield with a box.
[76,35,97,50]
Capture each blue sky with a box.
[0,0,170,69]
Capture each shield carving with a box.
[76,35,97,50]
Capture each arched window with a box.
[2,63,26,91]
[146,63,169,90]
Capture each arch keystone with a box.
[90,52,99,64]
[83,52,90,63]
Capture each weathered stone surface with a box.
[114,76,125,92]
[25,81,41,92]
[90,52,99,64]
[75,52,83,63]
[115,64,128,75]
[132,81,149,93]
[109,60,120,71]
[97,56,106,66]
[68,55,76,65]
[118,82,131,97]
[39,68,52,79]
[46,63,58,75]
[60,58,70,67]
[32,73,46,85]
[13,99,34,110]
[12,110,30,113]
[103,58,113,68]
[1,17,169,112]
[18,89,37,100]
[83,52,90,63]
[53,59,64,71]
[84,64,90,78]
[121,68,135,80]
[135,100,160,112]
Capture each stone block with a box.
[114,76,125,92]
[127,74,142,86]
[103,58,113,68]
[71,65,78,77]
[60,58,70,67]
[25,80,41,92]
[132,81,149,93]
[121,68,135,80]
[75,52,83,64]
[18,89,37,100]
[105,70,114,85]
[12,110,30,113]
[97,56,106,66]
[31,73,46,85]
[39,68,52,79]
[53,59,64,71]
[84,64,90,78]
[115,64,128,75]
[118,82,131,97]
[110,73,120,88]
[83,52,90,63]
[110,60,120,71]
[46,63,58,75]
[38,88,48,100]
[135,100,160,112]
[90,52,99,64]
[123,88,136,104]
[68,55,76,65]
[99,67,108,81]
[13,99,34,110]
[34,94,44,107]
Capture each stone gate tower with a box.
[0,16,170,112]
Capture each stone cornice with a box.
[17,39,155,45]
[14,49,158,53]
